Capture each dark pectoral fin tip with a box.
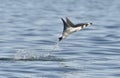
[59,37,62,41]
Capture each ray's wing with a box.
[61,18,71,31]
[66,17,74,27]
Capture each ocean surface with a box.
[0,0,120,78]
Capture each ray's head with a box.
[81,23,92,28]
[87,23,92,26]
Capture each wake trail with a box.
[47,41,60,56]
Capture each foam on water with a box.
[14,41,61,61]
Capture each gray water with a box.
[0,0,120,78]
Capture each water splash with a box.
[14,49,42,60]
[47,41,60,56]
[14,41,61,61]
